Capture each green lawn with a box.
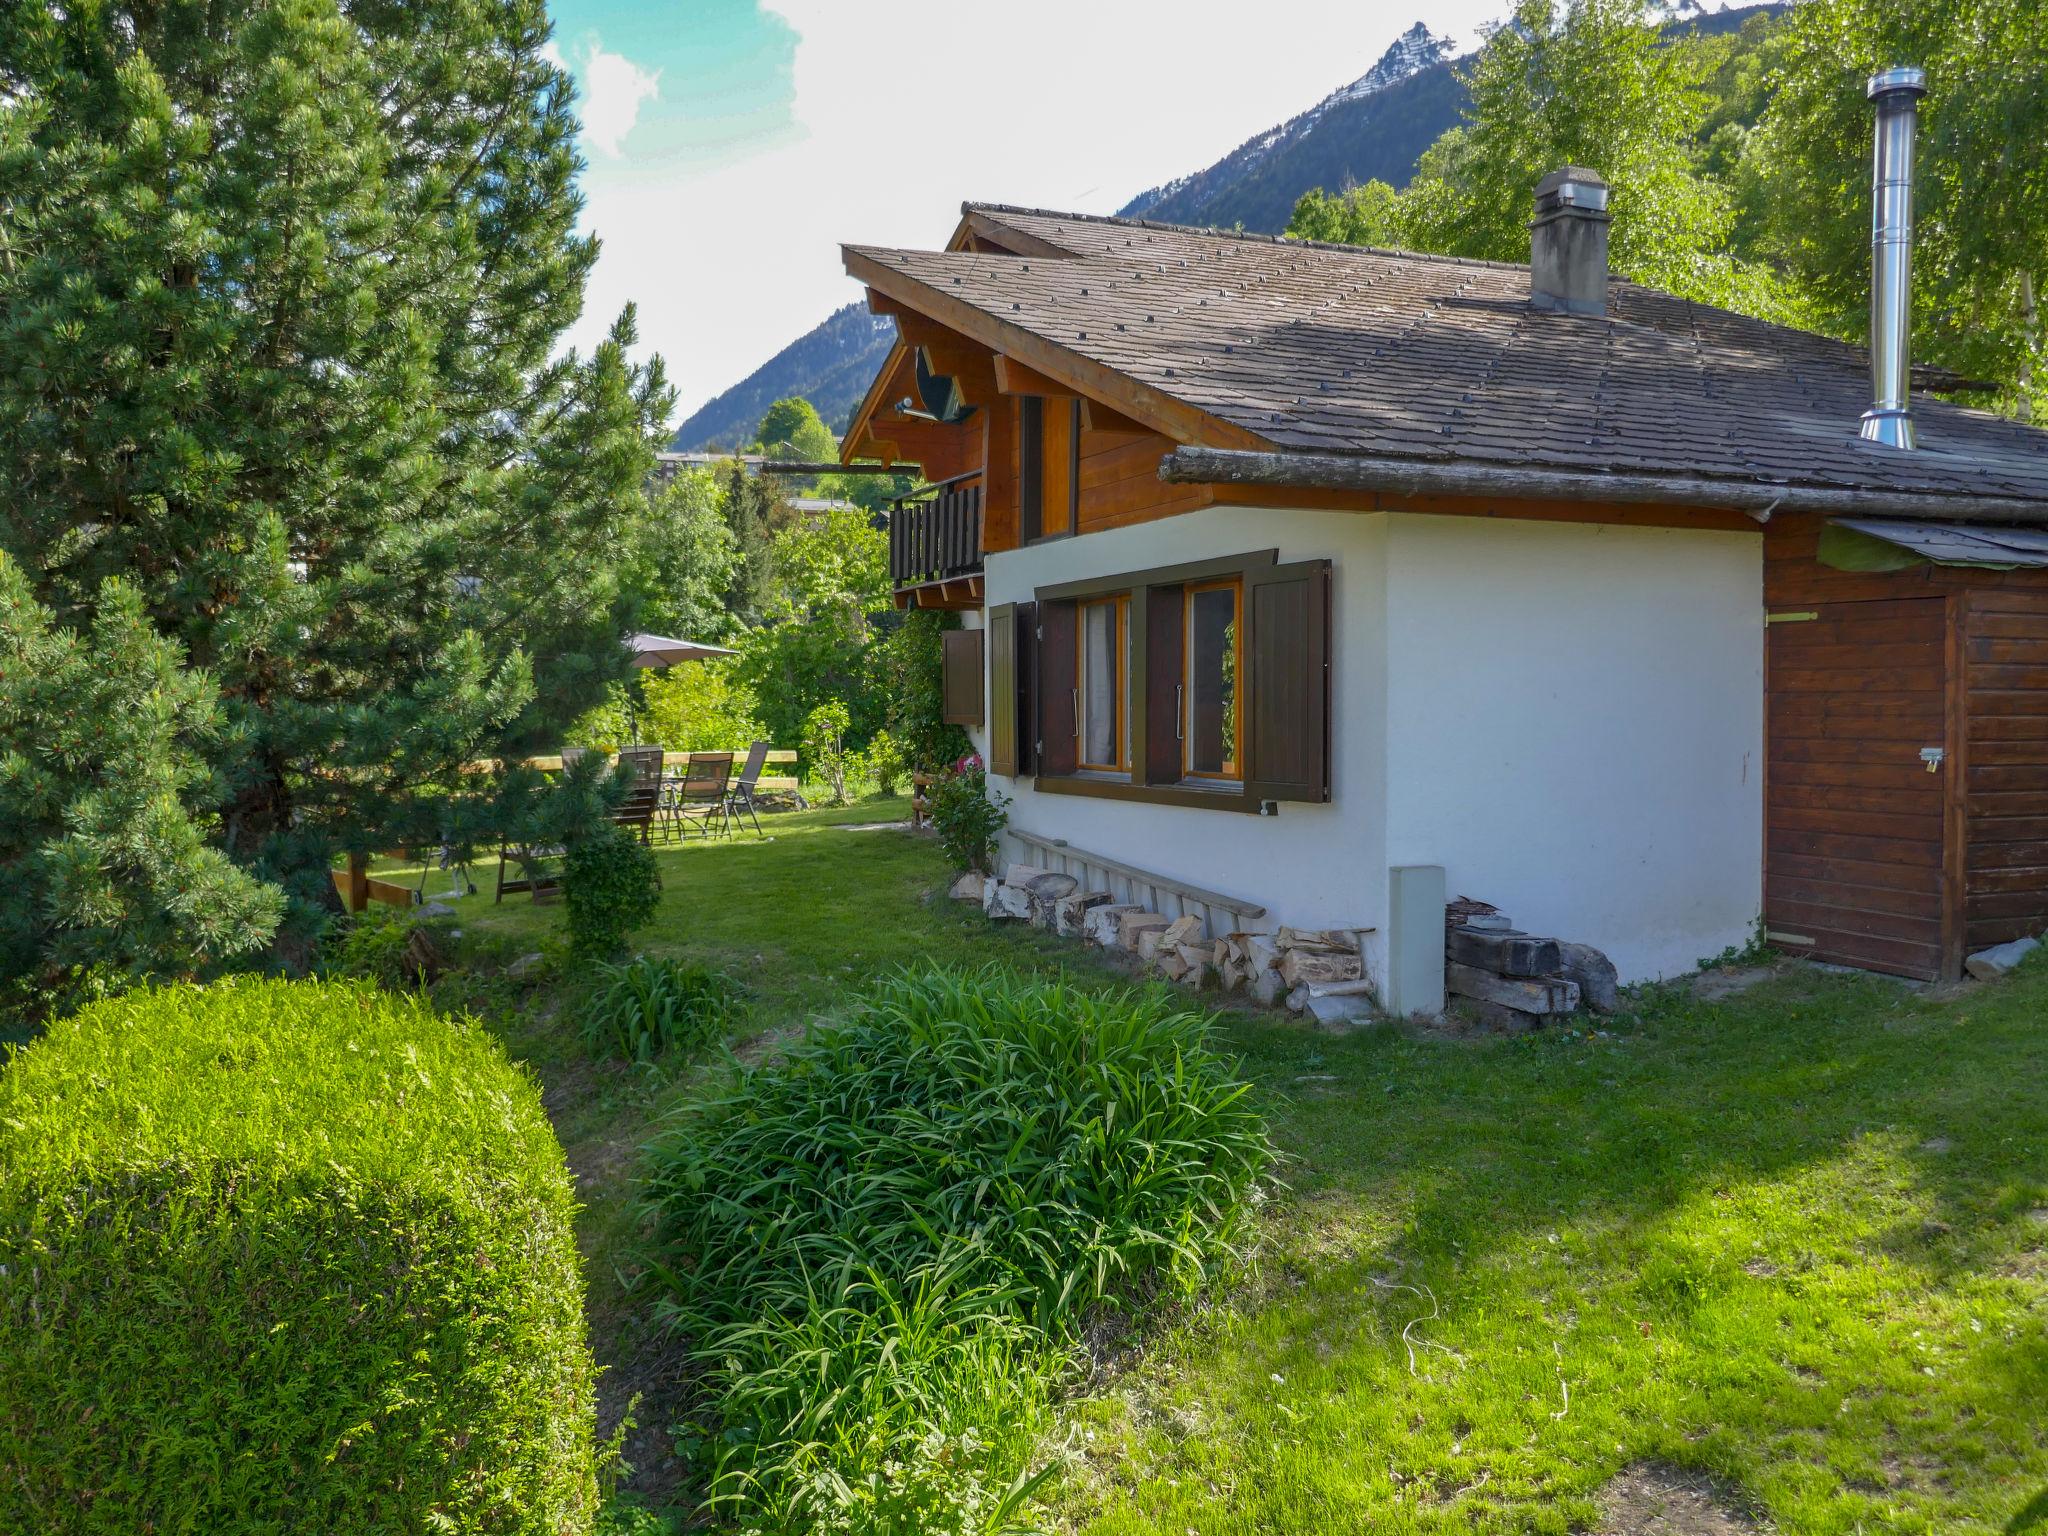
[400,802,2048,1533]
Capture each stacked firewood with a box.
[959,864,1374,1022]
[1444,897,1617,1030]
[1214,928,1374,1024]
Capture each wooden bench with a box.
[506,749,800,795]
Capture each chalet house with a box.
[841,86,2048,994]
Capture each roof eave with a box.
[1158,446,2048,527]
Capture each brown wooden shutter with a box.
[1246,559,1331,803]
[940,628,984,726]
[1143,585,1184,784]
[986,605,1017,775]
[1014,602,1039,775]
[1038,599,1079,776]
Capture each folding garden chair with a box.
[669,751,733,840]
[723,740,771,837]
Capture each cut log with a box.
[994,883,1035,921]
[1305,978,1378,998]
[1174,957,1209,989]
[1085,904,1143,946]
[1245,934,1282,973]
[1158,914,1205,952]
[1118,911,1169,950]
[1138,928,1168,962]
[1446,928,1562,977]
[1278,948,1364,988]
[1217,958,1244,993]
[1156,949,1190,980]
[1445,962,1579,1014]
[1055,891,1115,938]
[1275,926,1359,954]
[1025,871,1079,902]
[1004,862,1049,889]
[1249,967,1287,1006]
[949,871,984,902]
[1462,997,1542,1034]
[981,877,1003,918]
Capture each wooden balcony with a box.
[889,473,984,610]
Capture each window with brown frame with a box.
[1026,551,1329,813]
[1076,594,1129,773]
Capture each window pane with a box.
[1187,585,1238,776]
[1083,601,1120,767]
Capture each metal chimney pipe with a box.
[1860,66,1927,450]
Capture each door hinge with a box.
[1765,610,1819,625]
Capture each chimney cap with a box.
[1533,166,1610,216]
[1867,65,1927,100]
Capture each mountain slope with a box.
[672,303,895,451]
[681,4,1784,448]
[1118,22,1462,234]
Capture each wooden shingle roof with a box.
[844,204,2048,512]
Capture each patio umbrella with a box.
[626,633,737,668]
[620,633,738,744]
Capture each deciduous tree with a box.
[1747,0,2048,415]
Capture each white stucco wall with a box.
[971,506,1763,986]
[1382,516,1763,981]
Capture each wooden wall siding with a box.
[1963,588,2048,949]
[1077,426,1211,532]
[1765,596,1952,979]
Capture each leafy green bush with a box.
[583,955,744,1066]
[564,827,662,964]
[0,977,597,1532]
[326,905,431,990]
[931,764,1009,874]
[853,726,907,798]
[641,967,1272,1532]
[803,699,854,805]
[880,609,971,772]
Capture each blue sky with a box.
[548,1,1502,420]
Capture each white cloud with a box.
[567,1,1507,422]
[548,35,661,159]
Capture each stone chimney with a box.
[1529,167,1610,318]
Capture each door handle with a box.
[1175,684,1184,741]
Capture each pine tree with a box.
[0,555,285,1005]
[716,461,780,626]
[0,0,673,932]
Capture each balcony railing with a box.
[889,474,983,591]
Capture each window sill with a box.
[1031,773,1260,813]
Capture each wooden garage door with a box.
[1765,597,1953,979]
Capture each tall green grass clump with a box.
[641,966,1272,1533]
[583,954,744,1066]
[0,977,597,1533]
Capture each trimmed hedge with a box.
[0,977,596,1534]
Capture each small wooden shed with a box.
[1765,511,2048,979]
